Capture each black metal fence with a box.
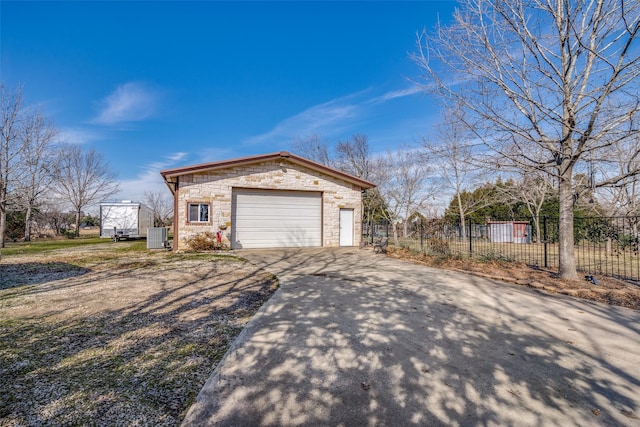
[363,216,640,283]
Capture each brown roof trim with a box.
[161,151,376,189]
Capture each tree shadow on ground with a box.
[0,262,89,289]
[0,257,278,425]
[184,248,640,426]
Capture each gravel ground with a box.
[0,243,278,426]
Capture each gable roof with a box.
[160,151,376,192]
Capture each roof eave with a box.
[160,151,376,189]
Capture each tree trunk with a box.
[24,204,32,242]
[403,219,409,239]
[459,212,467,243]
[53,218,61,236]
[0,208,5,248]
[392,223,399,246]
[558,168,578,279]
[457,193,467,243]
[75,209,81,237]
[533,216,541,244]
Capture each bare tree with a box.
[376,148,436,244]
[143,190,174,227]
[38,199,74,236]
[0,85,28,248]
[595,138,640,240]
[17,111,59,241]
[423,108,486,241]
[414,0,640,279]
[499,172,555,242]
[291,133,375,180]
[335,134,374,181]
[333,134,389,225]
[55,145,119,236]
[290,134,332,166]
[596,137,640,217]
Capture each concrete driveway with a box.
[182,248,640,426]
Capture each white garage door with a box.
[232,189,322,249]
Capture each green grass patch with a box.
[112,240,149,253]
[476,251,516,263]
[0,238,108,256]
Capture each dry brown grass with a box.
[0,242,278,426]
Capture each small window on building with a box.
[188,203,209,223]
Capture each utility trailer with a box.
[100,201,154,241]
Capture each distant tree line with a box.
[291,132,636,247]
[291,134,438,244]
[1,84,175,245]
[296,0,638,283]
[0,84,119,246]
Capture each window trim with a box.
[186,201,211,225]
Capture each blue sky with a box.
[2,1,457,203]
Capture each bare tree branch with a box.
[55,145,119,236]
[16,110,59,241]
[143,190,174,227]
[335,134,374,181]
[376,148,437,244]
[422,105,485,240]
[413,0,640,279]
[290,134,332,166]
[0,84,28,247]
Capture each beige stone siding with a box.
[175,159,364,249]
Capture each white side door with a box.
[339,209,354,246]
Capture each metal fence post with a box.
[363,214,638,282]
[543,215,548,268]
[370,219,374,245]
[469,217,473,256]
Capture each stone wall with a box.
[175,159,364,250]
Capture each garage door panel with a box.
[237,207,319,217]
[232,189,322,249]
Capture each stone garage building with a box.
[160,151,376,251]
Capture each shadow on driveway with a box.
[183,248,640,426]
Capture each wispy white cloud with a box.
[93,82,159,125]
[165,152,188,163]
[243,86,421,147]
[243,90,368,146]
[58,127,102,144]
[370,86,423,103]
[196,147,239,163]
